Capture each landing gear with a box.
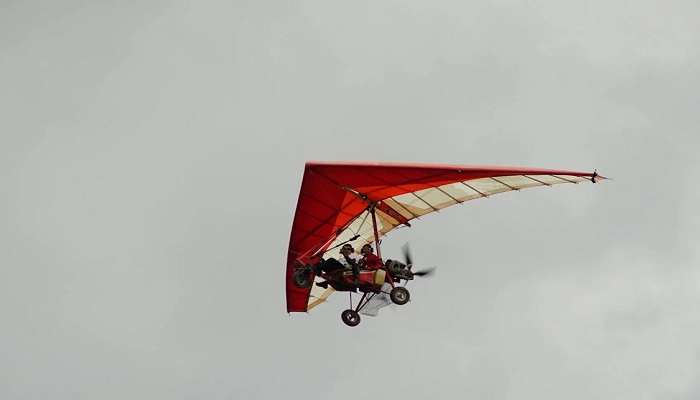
[340,291,376,327]
[341,309,361,327]
[390,287,410,305]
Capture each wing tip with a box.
[591,170,610,183]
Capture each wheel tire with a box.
[341,309,361,327]
[390,287,410,305]
[292,268,312,288]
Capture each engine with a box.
[384,259,414,280]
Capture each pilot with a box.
[359,243,383,270]
[315,244,360,288]
[314,256,343,275]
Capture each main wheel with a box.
[390,287,410,305]
[292,268,312,288]
[341,309,361,327]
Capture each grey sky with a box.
[1,1,699,399]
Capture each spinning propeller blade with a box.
[402,243,413,266]
[413,267,436,277]
[402,243,436,277]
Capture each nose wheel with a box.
[390,287,410,305]
[341,309,361,327]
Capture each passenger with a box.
[359,243,383,271]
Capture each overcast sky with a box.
[1,1,699,399]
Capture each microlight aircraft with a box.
[286,162,603,326]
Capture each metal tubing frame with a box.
[354,292,378,313]
[369,204,382,259]
[368,205,399,288]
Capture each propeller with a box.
[402,243,436,278]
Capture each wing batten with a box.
[409,190,441,212]
[552,175,580,184]
[491,177,519,191]
[435,185,464,204]
[523,175,552,186]
[461,181,490,198]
